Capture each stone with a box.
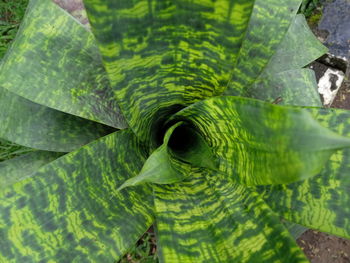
[318,0,350,61]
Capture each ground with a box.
[298,230,350,263]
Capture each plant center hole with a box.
[152,104,186,149]
[168,124,199,155]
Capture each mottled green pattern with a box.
[242,14,326,105]
[0,0,346,262]
[258,107,350,239]
[119,121,217,189]
[0,130,154,262]
[172,96,350,185]
[0,87,113,152]
[258,14,327,76]
[0,0,126,128]
[154,169,308,262]
[83,0,258,144]
[119,122,187,190]
[250,69,322,106]
[0,151,62,191]
[227,0,302,94]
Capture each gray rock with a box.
[319,0,350,60]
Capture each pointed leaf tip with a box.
[172,96,350,185]
[118,123,187,191]
[118,121,219,190]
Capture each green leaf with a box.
[118,121,217,190]
[240,14,326,105]
[256,14,327,76]
[283,221,308,240]
[226,0,303,94]
[249,69,322,106]
[0,87,113,152]
[0,151,62,191]
[0,139,32,162]
[171,96,350,185]
[0,130,154,262]
[83,0,261,144]
[257,107,350,239]
[0,0,127,128]
[118,123,186,190]
[154,169,308,262]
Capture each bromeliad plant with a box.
[0,0,350,262]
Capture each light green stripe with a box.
[0,87,113,152]
[258,107,350,239]
[83,0,256,145]
[171,96,350,185]
[154,169,308,262]
[0,130,154,262]
[227,0,302,94]
[0,151,63,191]
[0,0,126,128]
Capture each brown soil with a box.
[331,80,350,109]
[298,230,350,263]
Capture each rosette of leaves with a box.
[1,0,350,262]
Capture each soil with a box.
[331,80,350,109]
[298,230,350,262]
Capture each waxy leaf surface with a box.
[154,169,308,262]
[0,0,126,128]
[83,0,304,145]
[227,0,302,93]
[0,130,154,262]
[258,107,350,239]
[172,96,350,185]
[0,87,112,152]
[0,151,62,191]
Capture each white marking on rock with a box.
[318,68,345,105]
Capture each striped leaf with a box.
[242,14,326,105]
[118,122,187,190]
[248,69,322,106]
[1,0,348,262]
[84,0,274,144]
[119,121,216,189]
[0,130,154,262]
[225,13,326,105]
[0,87,113,152]
[226,0,302,94]
[0,0,126,128]
[257,107,350,239]
[256,14,327,77]
[154,169,308,262]
[171,96,350,185]
[0,151,62,191]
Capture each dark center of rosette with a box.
[152,104,186,149]
[118,109,218,190]
[162,119,217,171]
[168,124,200,158]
